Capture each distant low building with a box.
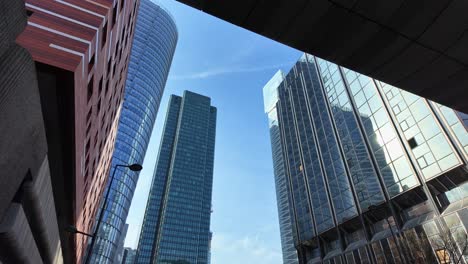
[122,247,137,264]
[114,224,129,264]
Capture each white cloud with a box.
[211,232,282,264]
[169,62,294,80]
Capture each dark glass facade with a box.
[263,71,300,264]
[267,53,468,264]
[122,248,137,264]
[135,91,217,264]
[88,1,177,263]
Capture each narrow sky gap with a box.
[124,0,301,263]
[169,61,297,80]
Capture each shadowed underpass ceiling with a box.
[177,0,468,113]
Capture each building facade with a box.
[267,53,468,264]
[263,71,300,264]
[88,0,177,262]
[135,91,216,264]
[114,224,129,264]
[122,248,137,264]
[0,1,63,263]
[14,0,139,262]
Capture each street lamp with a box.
[83,163,142,264]
[368,205,405,263]
[65,225,93,238]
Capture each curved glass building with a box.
[88,1,178,263]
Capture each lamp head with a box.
[65,225,78,234]
[128,164,143,171]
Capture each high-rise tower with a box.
[88,1,177,263]
[135,91,216,264]
[263,71,300,264]
[266,53,468,264]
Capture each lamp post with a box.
[65,225,93,238]
[368,205,405,263]
[83,163,142,264]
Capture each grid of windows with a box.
[316,58,385,210]
[88,1,177,263]
[302,55,357,224]
[264,70,299,264]
[278,90,316,242]
[433,103,468,159]
[289,59,334,234]
[342,69,419,197]
[378,82,461,180]
[136,96,181,263]
[269,53,468,263]
[135,91,216,264]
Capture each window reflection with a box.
[318,60,386,208]
[379,82,462,180]
[339,68,419,198]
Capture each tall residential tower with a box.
[265,53,468,264]
[88,1,177,263]
[135,91,216,264]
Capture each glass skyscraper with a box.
[263,71,300,264]
[265,53,468,264]
[135,91,217,264]
[88,0,177,263]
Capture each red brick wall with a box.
[17,0,139,262]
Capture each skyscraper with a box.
[7,0,138,262]
[263,71,299,264]
[88,0,177,262]
[135,91,217,264]
[266,53,468,264]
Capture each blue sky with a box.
[124,1,301,263]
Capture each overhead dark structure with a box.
[177,0,468,113]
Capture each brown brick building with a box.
[12,0,138,262]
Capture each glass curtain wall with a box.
[135,91,216,264]
[263,70,300,264]
[88,1,178,263]
[271,53,468,264]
